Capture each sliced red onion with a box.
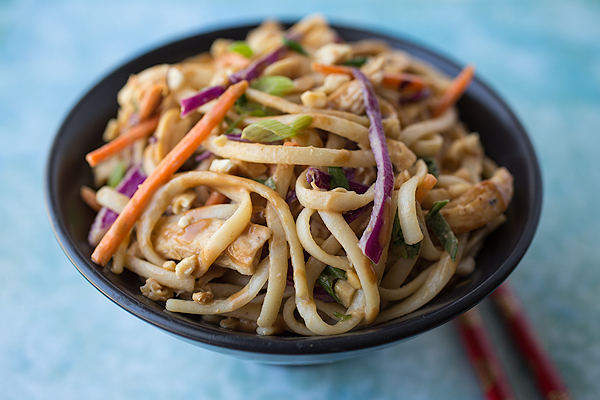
[180,85,226,117]
[87,165,146,246]
[352,68,394,264]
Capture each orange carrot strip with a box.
[138,84,164,121]
[91,80,249,266]
[283,141,300,147]
[204,191,229,206]
[85,116,160,167]
[382,72,428,92]
[310,62,353,76]
[415,173,438,203]
[432,64,475,117]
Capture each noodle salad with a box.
[82,15,514,336]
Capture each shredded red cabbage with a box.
[399,88,432,104]
[352,68,394,264]
[180,85,227,117]
[285,189,297,204]
[179,32,302,117]
[306,167,369,194]
[194,151,213,162]
[87,165,146,246]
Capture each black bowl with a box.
[45,22,542,364]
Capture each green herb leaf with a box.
[317,274,341,303]
[282,37,308,55]
[323,265,347,280]
[317,266,348,304]
[256,177,277,190]
[328,166,350,191]
[427,199,449,219]
[421,156,439,178]
[426,201,458,261]
[333,311,352,321]
[342,56,368,67]
[241,116,312,142]
[227,41,253,58]
[107,161,126,188]
[390,212,421,259]
[250,75,294,96]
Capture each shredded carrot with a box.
[91,80,249,266]
[204,190,229,206]
[415,174,438,203]
[86,116,159,167]
[432,64,475,117]
[138,84,164,121]
[382,72,428,92]
[283,141,301,147]
[310,62,353,76]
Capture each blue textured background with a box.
[1,0,599,399]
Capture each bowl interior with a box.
[45,22,542,362]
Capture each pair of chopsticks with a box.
[457,283,572,400]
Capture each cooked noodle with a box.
[84,14,514,336]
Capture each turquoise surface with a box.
[2,0,599,398]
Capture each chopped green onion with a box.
[107,161,126,188]
[234,95,273,117]
[426,200,458,261]
[289,115,313,131]
[390,212,420,259]
[342,56,368,67]
[250,75,294,96]
[328,166,350,191]
[242,119,297,142]
[282,37,308,55]
[224,116,244,135]
[421,156,439,178]
[256,177,277,190]
[427,199,449,218]
[227,41,253,58]
[241,116,312,142]
[333,311,352,321]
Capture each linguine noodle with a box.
[84,15,514,336]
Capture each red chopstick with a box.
[491,283,573,400]
[457,308,517,400]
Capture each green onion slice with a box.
[227,41,253,58]
[241,116,312,142]
[250,75,294,96]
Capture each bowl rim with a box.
[45,20,543,357]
